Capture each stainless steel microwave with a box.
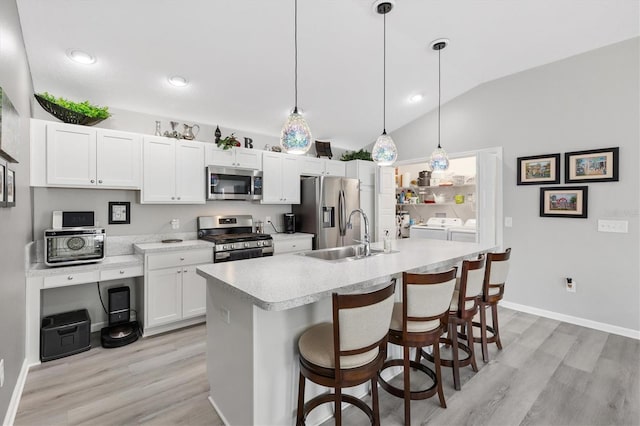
[44,228,106,266]
[207,166,262,201]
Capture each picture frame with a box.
[315,140,333,159]
[108,201,130,224]
[5,168,15,207]
[565,147,619,183]
[0,163,5,208]
[0,86,20,163]
[540,186,588,218]
[517,153,561,185]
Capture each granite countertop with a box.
[27,254,143,278]
[197,239,493,311]
[268,232,314,241]
[134,239,214,254]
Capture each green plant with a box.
[216,133,240,150]
[37,92,110,119]
[340,148,373,161]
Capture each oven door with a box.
[207,166,262,200]
[214,247,274,263]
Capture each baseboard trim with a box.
[208,395,230,426]
[2,358,28,426]
[501,301,640,340]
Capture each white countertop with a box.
[134,239,214,254]
[268,232,314,241]
[197,239,492,311]
[27,254,143,278]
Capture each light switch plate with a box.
[504,217,513,228]
[598,219,628,233]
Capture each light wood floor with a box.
[15,308,639,426]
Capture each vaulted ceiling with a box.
[17,0,639,150]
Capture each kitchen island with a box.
[197,238,493,426]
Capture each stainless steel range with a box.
[198,215,273,263]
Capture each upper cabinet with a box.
[261,152,300,204]
[141,137,205,204]
[299,157,346,177]
[206,145,262,170]
[32,120,141,189]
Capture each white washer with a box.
[410,217,463,240]
[447,219,478,243]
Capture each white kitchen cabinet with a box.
[43,122,141,189]
[299,157,346,177]
[206,145,262,169]
[141,137,205,204]
[144,248,211,331]
[272,234,313,255]
[261,152,300,204]
[346,160,377,241]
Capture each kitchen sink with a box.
[298,245,387,262]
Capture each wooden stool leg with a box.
[403,345,411,426]
[492,303,502,350]
[467,317,478,372]
[335,385,342,426]
[371,377,380,426]
[433,342,447,408]
[450,321,461,391]
[479,302,489,363]
[296,372,305,426]
[414,346,422,364]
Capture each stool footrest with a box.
[302,393,374,425]
[423,339,474,368]
[378,359,438,401]
[471,321,498,344]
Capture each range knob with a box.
[223,245,230,250]
[256,241,263,247]
[244,242,250,248]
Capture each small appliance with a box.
[284,213,296,234]
[44,228,105,266]
[40,309,91,362]
[410,217,463,240]
[52,211,95,229]
[100,286,139,348]
[447,219,478,243]
[207,166,262,200]
[198,215,274,263]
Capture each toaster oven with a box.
[44,228,106,266]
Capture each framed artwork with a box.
[565,147,619,183]
[108,201,131,224]
[540,186,588,218]
[0,163,5,207]
[5,168,15,207]
[315,140,333,159]
[517,153,561,185]
[0,86,20,163]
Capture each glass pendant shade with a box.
[429,146,449,171]
[280,109,312,154]
[372,132,398,166]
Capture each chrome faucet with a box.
[347,209,370,257]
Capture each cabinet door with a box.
[206,145,235,167]
[324,160,346,177]
[299,157,323,176]
[261,153,284,203]
[96,130,141,188]
[234,148,261,169]
[182,265,207,319]
[176,141,205,203]
[46,123,96,186]
[360,185,375,241]
[146,268,183,327]
[281,156,301,204]
[142,137,176,203]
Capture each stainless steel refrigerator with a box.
[293,176,361,250]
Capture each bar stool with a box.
[377,268,457,426]
[422,255,485,390]
[473,248,512,362]
[296,280,396,426]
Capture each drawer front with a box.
[147,249,212,270]
[100,265,143,281]
[274,238,313,255]
[44,270,100,289]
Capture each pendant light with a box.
[429,38,450,171]
[371,1,398,166]
[280,0,312,155]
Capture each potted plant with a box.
[34,92,110,126]
[216,133,241,150]
[340,148,373,161]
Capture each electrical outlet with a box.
[0,359,4,388]
[566,277,576,293]
[170,219,180,230]
[504,217,513,228]
[598,219,628,233]
[265,216,271,224]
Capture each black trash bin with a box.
[40,309,91,362]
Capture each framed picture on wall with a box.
[0,86,20,163]
[6,168,15,207]
[540,186,588,218]
[516,153,560,185]
[0,163,6,207]
[108,201,130,224]
[565,147,619,183]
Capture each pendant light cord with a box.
[437,47,441,149]
[294,0,298,112]
[382,11,387,134]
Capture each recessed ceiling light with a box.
[168,75,188,87]
[66,49,96,65]
[409,94,424,103]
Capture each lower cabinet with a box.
[144,249,211,331]
[273,235,313,255]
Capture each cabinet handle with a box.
[177,196,181,200]
[67,276,73,280]
[90,179,95,183]
[171,196,175,200]
[98,179,103,184]
[180,257,185,261]
[183,269,188,273]
[119,270,125,274]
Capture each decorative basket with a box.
[34,94,107,126]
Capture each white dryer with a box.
[447,219,478,243]
[410,217,463,240]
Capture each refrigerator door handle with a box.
[338,189,346,236]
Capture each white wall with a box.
[391,38,639,332]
